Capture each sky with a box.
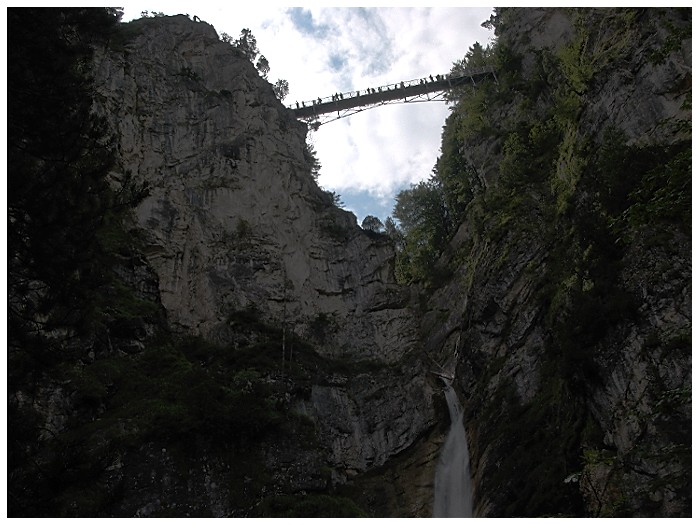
[120,5,496,224]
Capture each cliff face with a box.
[95,16,416,362]
[90,14,437,515]
[422,7,691,517]
[9,8,690,518]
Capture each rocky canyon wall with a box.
[9,8,690,518]
[421,7,691,517]
[91,14,439,515]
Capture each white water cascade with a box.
[433,379,473,517]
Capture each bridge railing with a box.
[288,65,496,111]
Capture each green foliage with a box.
[620,145,691,233]
[448,82,495,143]
[273,78,290,100]
[557,8,643,95]
[429,9,690,517]
[230,28,259,61]
[592,129,691,237]
[7,6,148,367]
[391,177,452,283]
[4,10,287,515]
[434,114,477,219]
[255,54,270,79]
[361,215,383,233]
[556,32,593,95]
[447,41,497,103]
[499,118,562,187]
[550,123,587,214]
[226,27,287,88]
[8,7,122,334]
[303,141,322,181]
[9,326,307,516]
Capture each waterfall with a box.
[433,379,473,517]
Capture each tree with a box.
[361,215,384,233]
[7,8,134,514]
[8,7,124,338]
[391,177,452,282]
[229,28,284,88]
[303,141,322,181]
[273,78,290,100]
[393,178,451,243]
[233,28,259,62]
[255,54,270,79]
[384,216,404,243]
[447,41,496,103]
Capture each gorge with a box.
[8,7,691,518]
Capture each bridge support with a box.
[289,66,497,127]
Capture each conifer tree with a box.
[8,7,122,366]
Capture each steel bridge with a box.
[288,65,497,127]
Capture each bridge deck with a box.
[289,66,496,120]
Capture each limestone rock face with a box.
[92,14,436,512]
[82,9,690,518]
[421,7,691,518]
[95,16,419,364]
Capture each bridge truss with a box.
[288,65,496,128]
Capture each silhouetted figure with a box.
[296,101,299,108]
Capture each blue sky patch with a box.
[328,53,347,72]
[287,7,330,39]
[338,188,395,226]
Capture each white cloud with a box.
[120,5,495,221]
